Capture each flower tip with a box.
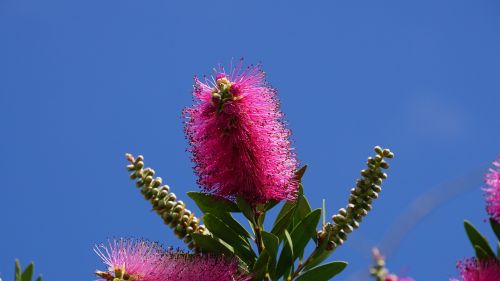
[215,73,226,80]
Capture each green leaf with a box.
[295,261,347,281]
[304,224,334,271]
[15,260,21,281]
[252,250,270,280]
[236,196,255,223]
[295,165,308,181]
[304,250,334,271]
[187,192,239,213]
[276,209,322,278]
[271,204,296,239]
[265,200,280,211]
[490,218,500,242]
[293,190,312,230]
[191,233,234,256]
[187,192,251,239]
[203,213,256,265]
[275,201,295,224]
[21,263,34,281]
[36,276,42,281]
[258,212,266,227]
[475,245,489,260]
[276,229,294,279]
[216,212,252,238]
[262,231,280,277]
[464,220,495,258]
[291,209,321,260]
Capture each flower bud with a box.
[144,176,153,185]
[343,224,354,233]
[152,177,162,188]
[332,214,345,224]
[160,185,170,193]
[372,185,382,193]
[136,180,145,188]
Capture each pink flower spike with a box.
[454,258,500,281]
[94,239,168,281]
[163,252,251,281]
[484,156,500,222]
[184,61,299,205]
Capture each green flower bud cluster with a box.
[126,153,207,250]
[327,146,394,250]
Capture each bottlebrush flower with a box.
[164,251,251,281]
[484,156,500,222]
[94,239,168,281]
[183,61,299,204]
[95,239,250,281]
[452,258,500,281]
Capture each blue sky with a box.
[1,1,499,280]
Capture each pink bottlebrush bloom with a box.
[485,156,500,222]
[94,239,168,281]
[163,251,251,281]
[95,239,250,281]
[453,258,500,281]
[184,61,299,204]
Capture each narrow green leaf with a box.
[203,213,256,265]
[295,165,308,181]
[15,260,21,281]
[295,261,347,281]
[497,241,500,260]
[271,205,296,239]
[475,245,489,260]
[258,212,266,227]
[275,201,296,226]
[284,230,294,258]
[275,230,295,279]
[217,212,252,238]
[262,231,280,276]
[236,196,255,223]
[262,232,279,260]
[490,218,500,242]
[276,229,293,277]
[21,263,34,281]
[276,209,322,278]
[464,220,495,258]
[291,209,321,260]
[304,224,334,271]
[293,191,312,230]
[252,250,270,280]
[187,192,239,213]
[265,200,280,211]
[304,250,333,271]
[36,276,42,281]
[191,233,234,256]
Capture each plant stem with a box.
[253,209,264,254]
[290,248,318,280]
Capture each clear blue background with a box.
[1,1,499,280]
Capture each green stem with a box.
[253,209,264,255]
